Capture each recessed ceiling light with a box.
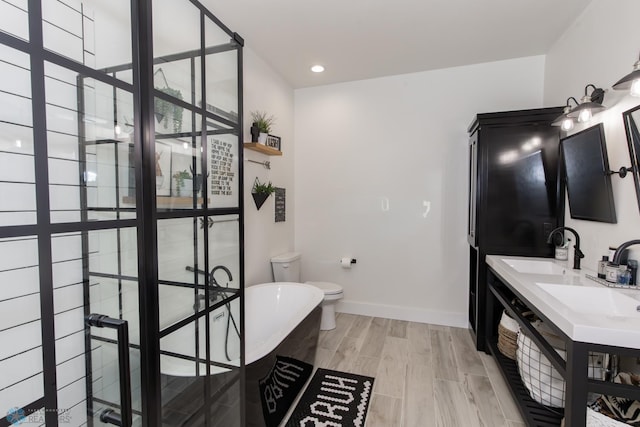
[311,65,325,73]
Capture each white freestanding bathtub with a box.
[244,282,323,363]
[160,282,323,375]
[160,282,323,426]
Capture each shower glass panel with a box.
[153,1,244,425]
[204,49,239,123]
[153,110,203,210]
[0,0,29,41]
[159,317,241,426]
[42,1,133,83]
[157,217,204,328]
[153,0,201,58]
[0,1,242,426]
[0,236,42,417]
[0,44,35,227]
[153,58,200,109]
[206,215,240,291]
[45,62,137,223]
[51,227,141,426]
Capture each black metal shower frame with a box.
[0,1,245,426]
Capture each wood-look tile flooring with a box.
[307,313,526,427]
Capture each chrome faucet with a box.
[547,226,585,270]
[612,240,640,265]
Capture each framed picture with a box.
[208,135,239,208]
[265,134,281,151]
[155,141,172,196]
[275,187,285,222]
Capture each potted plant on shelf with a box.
[251,177,275,210]
[250,110,275,144]
[172,169,192,197]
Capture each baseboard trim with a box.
[336,300,468,328]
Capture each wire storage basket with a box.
[517,321,606,409]
[517,330,566,408]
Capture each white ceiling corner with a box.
[204,0,593,89]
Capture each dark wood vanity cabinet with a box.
[467,107,565,351]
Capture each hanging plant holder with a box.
[251,177,275,210]
[153,68,184,133]
[252,192,269,210]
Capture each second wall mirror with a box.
[623,104,640,213]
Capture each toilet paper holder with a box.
[340,258,357,265]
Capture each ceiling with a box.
[205,0,593,89]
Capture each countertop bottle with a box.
[597,255,608,279]
[617,267,631,286]
[628,260,638,286]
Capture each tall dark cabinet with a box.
[468,107,565,351]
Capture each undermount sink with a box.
[536,283,640,316]
[502,258,568,275]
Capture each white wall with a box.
[242,47,296,285]
[294,56,547,326]
[544,0,640,269]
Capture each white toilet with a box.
[270,252,344,330]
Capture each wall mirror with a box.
[622,104,640,213]
[561,124,617,223]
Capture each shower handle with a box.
[85,314,133,427]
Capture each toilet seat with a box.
[306,281,343,295]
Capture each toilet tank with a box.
[270,252,302,282]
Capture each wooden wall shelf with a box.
[243,143,282,156]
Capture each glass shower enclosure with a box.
[0,1,244,426]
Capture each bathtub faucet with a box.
[210,265,233,287]
[187,265,233,309]
[185,265,233,288]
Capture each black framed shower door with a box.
[0,1,245,426]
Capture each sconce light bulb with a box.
[578,109,592,123]
[114,125,121,135]
[183,142,189,150]
[561,118,574,131]
[630,79,640,97]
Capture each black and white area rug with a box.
[285,368,374,427]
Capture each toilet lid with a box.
[307,281,343,295]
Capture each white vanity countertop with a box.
[486,255,640,349]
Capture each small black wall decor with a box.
[275,187,286,222]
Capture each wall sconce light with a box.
[552,97,580,131]
[613,52,640,97]
[567,84,606,123]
